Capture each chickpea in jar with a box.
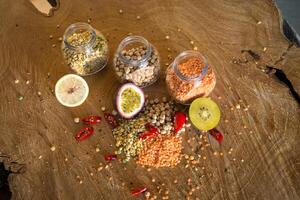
[113,36,160,88]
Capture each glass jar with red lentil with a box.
[165,50,216,104]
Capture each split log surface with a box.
[0,0,299,199]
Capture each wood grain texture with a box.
[0,0,299,199]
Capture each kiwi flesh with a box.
[189,97,221,131]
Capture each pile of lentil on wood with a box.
[137,135,183,168]
[112,117,146,162]
[111,97,185,166]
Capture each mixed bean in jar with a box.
[166,50,216,104]
[61,22,109,76]
[113,36,160,87]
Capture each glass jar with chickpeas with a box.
[113,36,160,88]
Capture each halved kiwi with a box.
[189,97,221,131]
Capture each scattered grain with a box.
[112,110,118,115]
[97,166,103,171]
[50,146,56,151]
[18,95,24,101]
[145,192,151,198]
[74,117,80,124]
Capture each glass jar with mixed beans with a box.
[166,50,216,104]
[113,36,160,88]
[61,22,109,76]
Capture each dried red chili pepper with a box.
[104,112,119,128]
[209,128,223,144]
[139,131,158,140]
[130,187,147,196]
[174,112,187,133]
[82,115,101,125]
[75,126,94,142]
[104,154,117,161]
[139,123,159,140]
[145,123,158,133]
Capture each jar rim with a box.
[172,50,209,82]
[117,35,152,67]
[63,22,96,50]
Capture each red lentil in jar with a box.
[166,50,216,104]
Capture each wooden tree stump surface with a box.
[0,0,299,199]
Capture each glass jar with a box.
[113,36,160,88]
[61,22,109,76]
[166,50,216,104]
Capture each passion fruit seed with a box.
[121,88,141,113]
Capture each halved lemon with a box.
[55,74,89,107]
[189,97,221,131]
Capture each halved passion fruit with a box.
[116,83,145,119]
[189,97,221,131]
